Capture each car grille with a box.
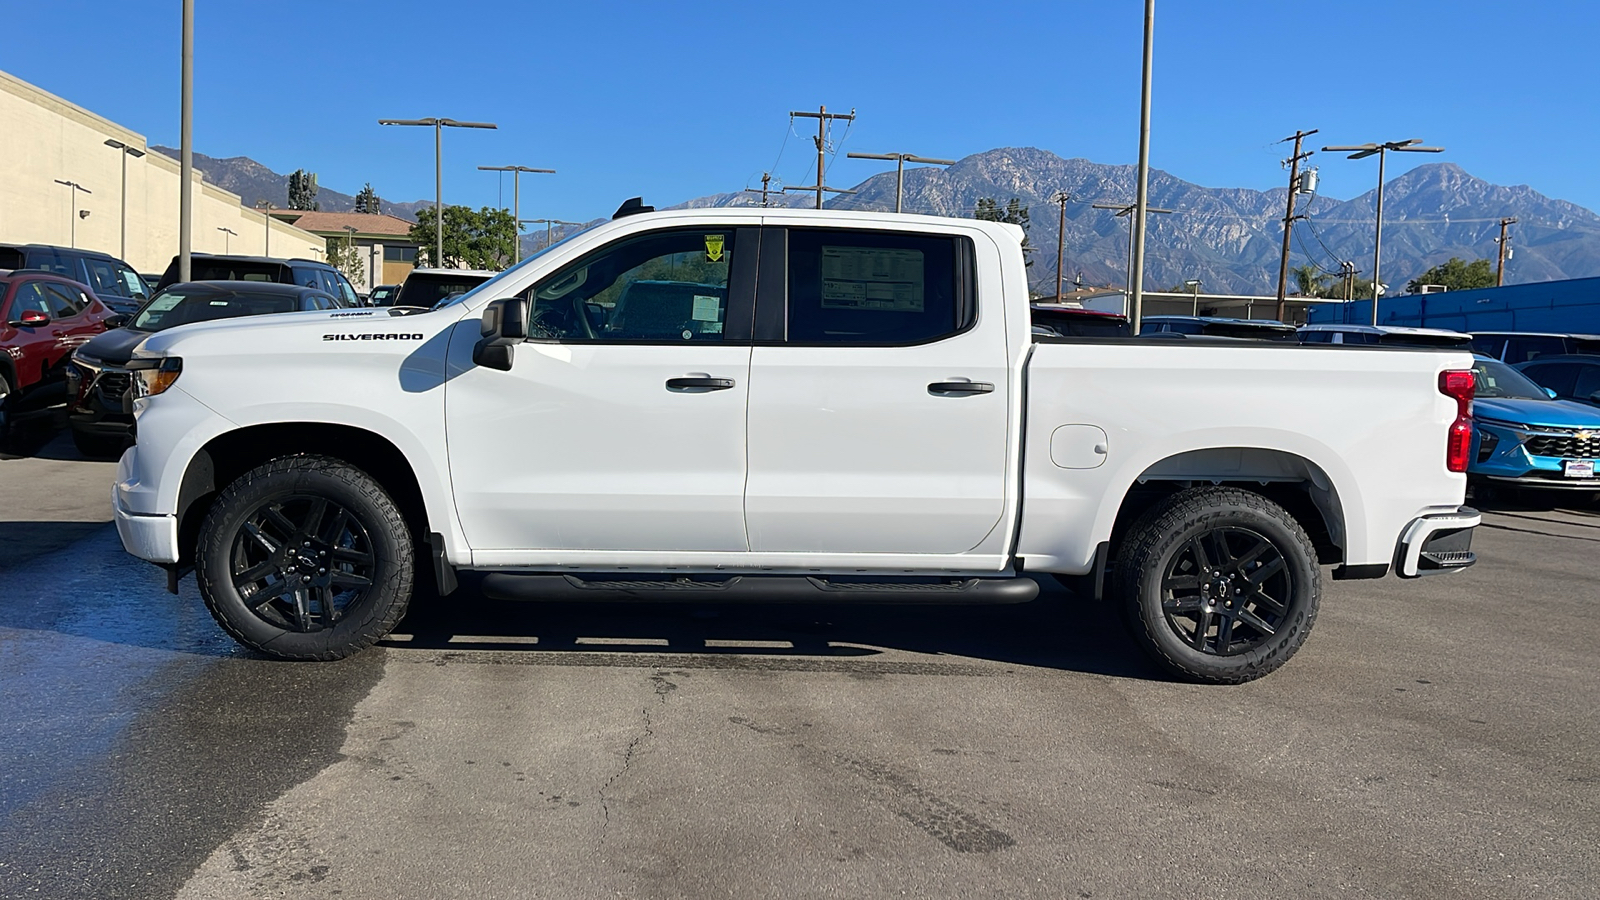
[1524,429,1600,459]
[96,371,132,403]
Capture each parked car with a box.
[0,243,149,314]
[67,281,344,457]
[114,205,1480,684]
[1468,356,1600,494]
[391,268,496,309]
[1297,324,1472,348]
[1469,331,1600,364]
[1515,355,1600,409]
[0,270,115,442]
[366,284,400,306]
[1142,315,1297,341]
[153,254,361,308]
[1030,304,1132,338]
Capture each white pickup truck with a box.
[112,202,1482,683]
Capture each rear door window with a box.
[24,248,75,278]
[43,283,87,318]
[782,228,969,345]
[1506,337,1566,363]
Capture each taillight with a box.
[1439,369,1475,473]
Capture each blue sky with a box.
[8,1,1598,222]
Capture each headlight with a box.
[127,357,182,398]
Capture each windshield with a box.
[131,289,298,331]
[1473,358,1551,401]
[432,221,601,309]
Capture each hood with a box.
[1474,397,1600,429]
[75,326,152,366]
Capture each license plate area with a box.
[1563,459,1596,478]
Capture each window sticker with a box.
[819,246,924,312]
[147,293,185,312]
[701,321,723,334]
[704,234,725,263]
[691,294,721,322]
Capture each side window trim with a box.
[753,226,787,342]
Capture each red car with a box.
[0,269,115,442]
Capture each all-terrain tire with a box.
[195,455,413,660]
[1114,486,1320,684]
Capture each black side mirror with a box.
[105,314,129,329]
[473,298,528,372]
[1588,391,1600,406]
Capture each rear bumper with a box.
[1394,506,1480,578]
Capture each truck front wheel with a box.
[195,455,414,660]
[1115,487,1320,684]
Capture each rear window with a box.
[396,273,490,308]
[193,261,286,283]
[131,290,298,331]
[1031,308,1130,338]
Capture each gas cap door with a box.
[1050,424,1109,469]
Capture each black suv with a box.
[0,243,149,314]
[154,254,361,308]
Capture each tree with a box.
[288,169,319,211]
[974,197,1033,266]
[353,183,381,215]
[1290,264,1331,297]
[408,205,516,269]
[325,238,366,289]
[1407,257,1495,293]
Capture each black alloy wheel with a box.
[1159,527,1292,656]
[229,494,377,633]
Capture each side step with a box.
[479,573,1040,605]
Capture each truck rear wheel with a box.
[1115,487,1320,684]
[195,455,414,660]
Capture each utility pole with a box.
[846,152,955,213]
[1093,201,1173,302]
[478,164,556,265]
[1052,192,1074,302]
[1274,128,1318,321]
[523,218,582,250]
[741,172,775,207]
[788,106,855,209]
[1496,216,1518,286]
[1128,0,1156,335]
[1323,138,1444,324]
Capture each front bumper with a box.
[112,455,179,564]
[1394,506,1480,578]
[1471,421,1600,490]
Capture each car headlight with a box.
[127,357,182,398]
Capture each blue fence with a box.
[1305,276,1600,333]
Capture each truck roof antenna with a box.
[612,197,654,219]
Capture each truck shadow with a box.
[386,575,1169,681]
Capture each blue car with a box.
[1469,356,1600,493]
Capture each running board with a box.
[478,573,1040,605]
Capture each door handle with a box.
[666,376,737,392]
[928,381,995,396]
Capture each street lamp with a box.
[255,200,274,255]
[216,226,237,253]
[478,164,555,265]
[1321,138,1444,324]
[53,179,93,248]
[1092,201,1173,302]
[379,117,499,268]
[1185,279,1202,315]
[846,152,955,213]
[103,139,145,259]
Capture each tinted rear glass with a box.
[132,290,298,331]
[193,261,286,283]
[396,273,490,308]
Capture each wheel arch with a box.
[1106,446,1349,568]
[175,422,431,566]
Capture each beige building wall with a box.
[0,69,321,274]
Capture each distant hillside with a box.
[682,149,1600,296]
[151,147,426,221]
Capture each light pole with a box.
[255,200,274,254]
[379,117,499,268]
[1322,138,1444,324]
[1128,0,1156,334]
[846,152,955,213]
[53,180,93,248]
[478,164,555,265]
[1093,201,1173,303]
[216,226,237,253]
[103,139,145,260]
[1185,279,1201,315]
[179,0,194,282]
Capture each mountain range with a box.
[159,146,1600,296]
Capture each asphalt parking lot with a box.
[1,427,1597,900]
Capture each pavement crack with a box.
[597,670,678,847]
